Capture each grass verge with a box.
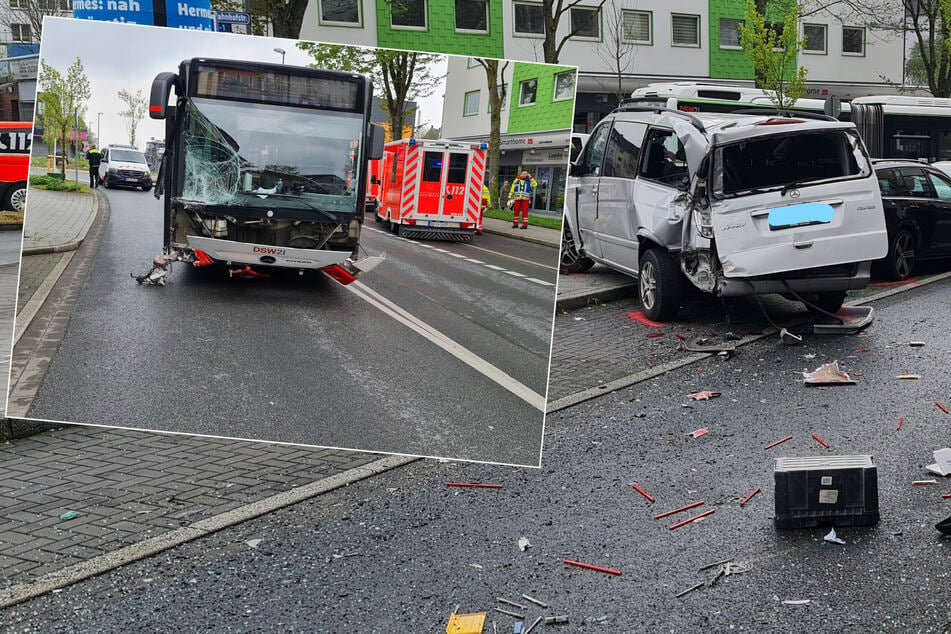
[29,175,91,194]
[483,208,562,230]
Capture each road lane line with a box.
[464,243,558,272]
[526,278,555,287]
[346,281,546,412]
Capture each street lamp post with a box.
[273,47,285,64]
[97,112,102,146]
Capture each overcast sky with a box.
[39,17,449,149]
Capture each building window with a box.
[671,13,700,48]
[455,0,488,32]
[9,0,28,8]
[842,26,865,55]
[802,23,827,53]
[391,0,426,29]
[519,78,538,106]
[622,9,651,44]
[719,18,742,49]
[513,2,544,36]
[318,0,360,25]
[570,6,600,40]
[553,71,575,102]
[464,90,480,116]
[10,23,29,42]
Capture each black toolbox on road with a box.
[774,455,879,528]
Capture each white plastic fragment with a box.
[517,537,532,552]
[246,539,263,549]
[782,599,811,605]
[823,529,846,545]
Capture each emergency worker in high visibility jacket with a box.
[86,144,102,188]
[478,185,490,235]
[508,171,537,229]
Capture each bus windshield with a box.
[180,97,364,215]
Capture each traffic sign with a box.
[213,10,250,24]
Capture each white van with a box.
[98,145,153,191]
[562,105,888,320]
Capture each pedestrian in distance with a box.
[499,180,509,210]
[479,184,490,235]
[86,144,102,188]
[508,171,537,229]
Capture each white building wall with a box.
[441,56,512,138]
[797,15,904,87]
[299,0,378,47]
[503,0,711,77]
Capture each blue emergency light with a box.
[408,138,416,145]
[479,143,487,149]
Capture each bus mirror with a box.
[150,72,178,120]
[369,124,385,160]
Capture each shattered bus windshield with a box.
[715,130,867,198]
[180,98,363,214]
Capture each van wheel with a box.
[639,248,682,321]
[881,227,916,281]
[3,182,26,211]
[803,291,846,315]
[560,226,593,274]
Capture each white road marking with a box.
[346,281,546,412]
[365,226,555,288]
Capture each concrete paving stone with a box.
[6,492,62,506]
[0,529,41,547]
[4,538,54,557]
[2,560,40,580]
[64,523,120,539]
[59,545,109,560]
[5,511,47,523]
[20,525,71,541]
[19,549,79,566]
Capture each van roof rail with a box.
[614,101,706,133]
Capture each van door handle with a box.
[793,240,813,249]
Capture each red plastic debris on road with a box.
[653,501,705,520]
[688,390,720,401]
[812,434,830,448]
[897,417,904,431]
[764,435,794,450]
[937,402,949,414]
[646,332,665,339]
[627,311,665,328]
[740,487,761,507]
[563,559,622,576]
[446,483,503,489]
[869,279,918,287]
[631,483,655,503]
[690,428,709,439]
[669,508,716,531]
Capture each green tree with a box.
[473,58,510,216]
[740,0,808,110]
[38,57,91,179]
[296,43,440,142]
[118,88,148,148]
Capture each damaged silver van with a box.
[561,106,888,320]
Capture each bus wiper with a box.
[240,191,339,222]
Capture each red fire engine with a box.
[365,157,382,214]
[375,138,487,241]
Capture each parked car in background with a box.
[562,105,889,320]
[0,121,31,211]
[873,159,951,280]
[98,145,152,191]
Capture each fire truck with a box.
[375,138,487,241]
[0,121,30,211]
[365,157,382,214]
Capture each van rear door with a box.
[709,127,887,278]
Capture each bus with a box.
[0,121,31,211]
[627,82,951,162]
[149,58,385,284]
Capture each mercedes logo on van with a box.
[789,189,800,199]
[259,255,277,264]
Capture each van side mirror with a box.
[570,161,580,177]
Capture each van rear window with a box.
[717,131,864,196]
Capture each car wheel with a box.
[560,226,594,274]
[883,227,916,281]
[802,291,846,315]
[639,248,682,321]
[141,184,152,191]
[2,182,26,211]
[103,176,112,189]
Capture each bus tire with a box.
[2,182,26,211]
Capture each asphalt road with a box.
[21,187,558,466]
[3,278,949,632]
[0,228,21,265]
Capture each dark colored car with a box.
[873,159,951,280]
